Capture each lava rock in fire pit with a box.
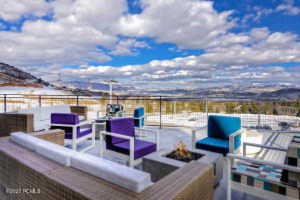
[165,141,203,163]
[166,151,203,163]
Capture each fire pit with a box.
[165,141,203,163]
[143,145,223,185]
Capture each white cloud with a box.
[276,0,300,16]
[242,1,300,25]
[250,28,270,40]
[110,39,149,56]
[39,25,300,90]
[1,0,300,91]
[118,0,236,49]
[0,0,51,21]
[0,0,129,66]
[241,7,274,25]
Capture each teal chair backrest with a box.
[207,115,241,139]
[134,107,145,127]
[134,107,144,118]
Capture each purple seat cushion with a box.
[51,113,79,125]
[106,118,135,145]
[107,139,156,160]
[65,127,92,139]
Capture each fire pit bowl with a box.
[165,141,203,163]
[165,150,203,163]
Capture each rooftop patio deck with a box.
[0,95,299,199]
[78,126,297,200]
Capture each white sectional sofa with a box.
[0,104,88,137]
[17,105,86,132]
[10,132,152,193]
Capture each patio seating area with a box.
[0,104,299,200]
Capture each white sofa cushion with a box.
[35,140,75,166]
[10,132,44,151]
[10,132,152,192]
[10,132,75,166]
[71,153,152,193]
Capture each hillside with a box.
[0,62,108,96]
[0,63,49,86]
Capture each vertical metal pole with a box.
[258,102,261,128]
[160,96,162,129]
[39,95,42,107]
[116,95,119,104]
[109,82,112,104]
[206,98,208,117]
[205,98,209,126]
[258,113,261,128]
[173,101,176,119]
[76,95,79,106]
[4,94,7,113]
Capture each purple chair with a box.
[51,113,95,152]
[101,118,159,167]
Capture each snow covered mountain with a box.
[0,62,49,86]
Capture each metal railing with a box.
[0,94,299,130]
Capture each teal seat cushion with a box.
[196,136,241,156]
[196,137,230,155]
[208,115,241,139]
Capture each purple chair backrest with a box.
[51,113,80,125]
[106,118,135,145]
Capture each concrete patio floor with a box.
[75,126,288,200]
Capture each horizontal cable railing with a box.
[0,94,299,130]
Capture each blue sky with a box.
[0,0,300,92]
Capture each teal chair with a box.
[134,107,144,128]
[192,115,242,156]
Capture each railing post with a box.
[159,96,162,129]
[76,95,79,106]
[116,95,119,104]
[4,94,7,113]
[206,98,208,120]
[39,95,42,107]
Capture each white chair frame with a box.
[51,120,95,152]
[99,127,159,167]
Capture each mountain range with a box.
[0,62,299,101]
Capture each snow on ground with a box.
[0,86,70,95]
[0,86,72,112]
